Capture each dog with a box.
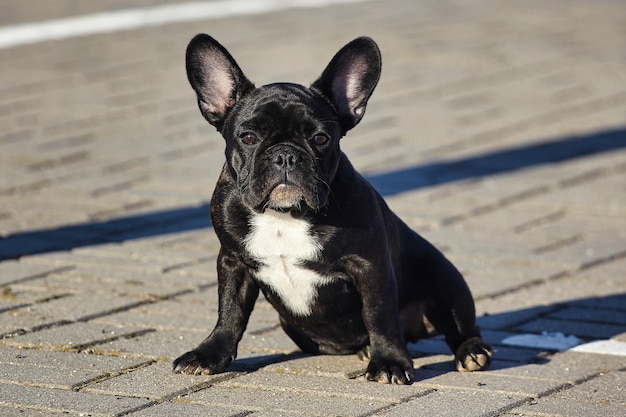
[172,35,493,384]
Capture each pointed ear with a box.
[311,37,381,133]
[186,34,255,130]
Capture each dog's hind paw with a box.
[357,345,371,361]
[455,337,493,372]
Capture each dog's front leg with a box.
[350,260,414,384]
[173,250,259,375]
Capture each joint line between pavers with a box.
[0,293,72,314]
[75,288,195,322]
[513,209,567,233]
[113,373,240,417]
[578,249,626,271]
[357,388,438,417]
[423,90,626,158]
[71,359,157,391]
[476,246,626,305]
[481,396,534,417]
[70,328,157,353]
[0,288,195,342]
[0,319,74,340]
[0,266,76,287]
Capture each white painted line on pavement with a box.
[502,332,626,357]
[0,0,368,49]
[571,339,626,357]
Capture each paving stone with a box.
[0,345,145,370]
[0,262,74,286]
[89,304,217,331]
[184,380,396,417]
[101,327,294,370]
[22,252,172,274]
[475,271,626,318]
[81,360,226,399]
[0,360,98,390]
[130,400,249,417]
[556,370,626,405]
[1,321,157,356]
[0,405,77,416]
[0,382,148,415]
[14,292,150,322]
[511,396,626,417]
[234,370,434,403]
[70,245,206,270]
[413,368,568,398]
[29,268,206,298]
[0,310,60,334]
[0,348,145,390]
[0,287,71,315]
[261,353,367,380]
[371,388,528,417]
[491,350,626,384]
[88,327,204,359]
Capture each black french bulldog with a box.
[173,35,493,384]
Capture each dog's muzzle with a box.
[263,144,309,211]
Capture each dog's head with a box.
[186,35,381,214]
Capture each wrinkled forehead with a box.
[230,83,338,133]
[254,83,327,107]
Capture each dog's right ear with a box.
[186,34,255,131]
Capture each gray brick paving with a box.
[1,0,626,415]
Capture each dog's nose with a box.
[271,146,302,172]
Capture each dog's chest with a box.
[244,211,330,316]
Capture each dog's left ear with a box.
[311,37,381,134]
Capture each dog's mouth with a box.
[264,183,306,212]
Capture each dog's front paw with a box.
[365,355,414,385]
[455,337,493,372]
[172,349,233,376]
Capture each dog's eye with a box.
[311,133,329,146]
[239,132,260,145]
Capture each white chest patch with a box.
[244,210,330,316]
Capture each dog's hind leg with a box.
[422,269,493,372]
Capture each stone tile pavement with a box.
[0,0,625,415]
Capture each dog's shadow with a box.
[226,292,626,381]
